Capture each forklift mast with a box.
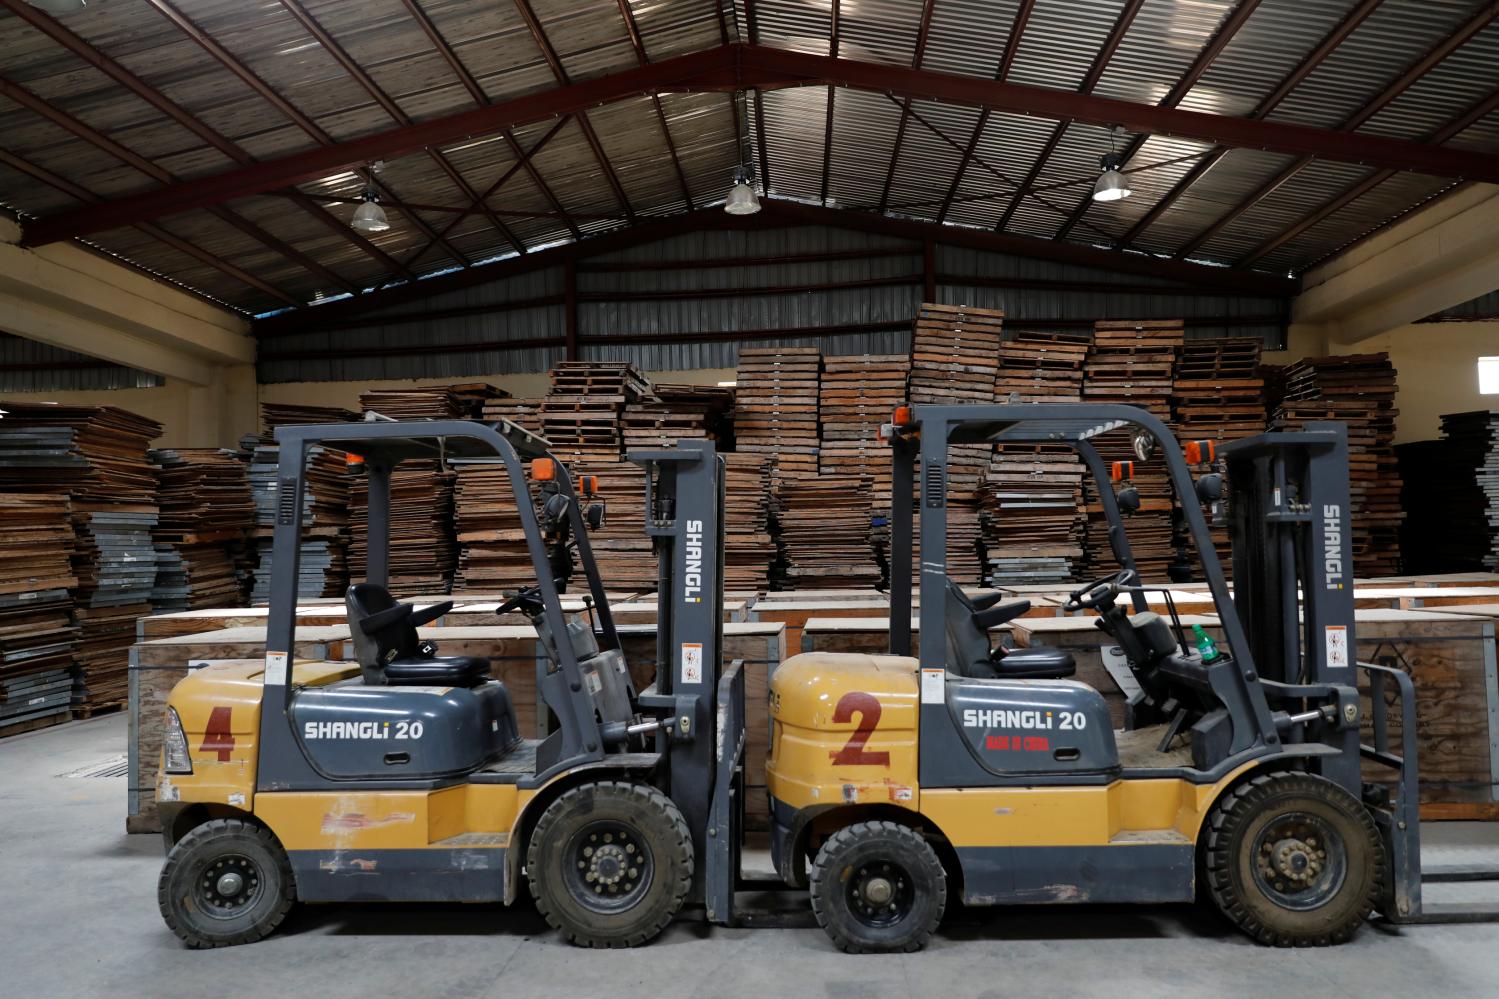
[628,440,736,911]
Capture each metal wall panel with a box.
[258,222,1288,382]
[0,335,163,392]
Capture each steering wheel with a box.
[1064,569,1133,613]
[496,586,544,618]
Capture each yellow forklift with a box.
[153,405,1476,951]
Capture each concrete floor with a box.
[5,715,1499,999]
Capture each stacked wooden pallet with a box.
[1274,353,1402,576]
[569,461,656,592]
[348,460,458,595]
[1171,338,1265,568]
[482,397,545,435]
[621,383,733,451]
[994,329,1089,403]
[452,465,539,593]
[247,444,350,601]
[1400,412,1499,574]
[983,330,1089,585]
[260,403,359,430]
[723,453,777,591]
[0,493,79,736]
[734,347,821,484]
[0,404,163,713]
[978,445,1085,586]
[149,449,255,611]
[910,304,1003,492]
[359,383,507,422]
[776,476,879,589]
[1082,321,1185,581]
[542,362,653,465]
[818,354,909,511]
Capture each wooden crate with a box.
[1352,610,1498,817]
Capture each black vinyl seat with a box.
[943,579,1076,680]
[346,583,490,687]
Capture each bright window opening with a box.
[1481,356,1499,395]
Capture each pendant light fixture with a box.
[1092,126,1132,203]
[724,166,761,216]
[350,164,391,234]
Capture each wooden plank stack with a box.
[149,448,255,611]
[568,461,656,592]
[348,460,458,595]
[1273,353,1402,576]
[910,304,1003,492]
[541,362,652,465]
[482,397,545,435]
[622,383,733,450]
[259,403,359,430]
[247,444,350,601]
[0,403,163,713]
[733,347,821,484]
[723,453,777,591]
[358,383,508,422]
[772,476,879,589]
[0,493,79,736]
[818,354,909,511]
[1171,337,1265,568]
[1081,321,1185,581]
[983,330,1089,585]
[453,465,540,593]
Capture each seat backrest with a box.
[346,583,419,685]
[943,578,995,678]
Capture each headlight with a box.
[163,707,193,775]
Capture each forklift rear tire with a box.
[526,781,693,948]
[1204,771,1383,947]
[158,818,296,949]
[810,821,947,953]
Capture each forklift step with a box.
[1109,829,1191,845]
[431,832,508,847]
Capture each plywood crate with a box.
[1352,609,1498,817]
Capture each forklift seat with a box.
[346,584,491,687]
[944,580,1075,680]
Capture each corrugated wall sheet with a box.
[0,334,163,392]
[256,223,1286,382]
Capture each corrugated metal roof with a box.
[0,0,1494,327]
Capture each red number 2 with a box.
[830,692,890,767]
[199,706,235,762]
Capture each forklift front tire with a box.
[526,781,693,948]
[158,818,296,949]
[810,820,947,953]
[1204,771,1383,947]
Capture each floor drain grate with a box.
[56,755,129,779]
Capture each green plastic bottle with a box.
[1192,624,1220,663]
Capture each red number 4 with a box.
[199,706,235,762]
[829,692,891,767]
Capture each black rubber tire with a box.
[526,781,692,948]
[158,818,296,949]
[1204,770,1383,947]
[809,820,947,954]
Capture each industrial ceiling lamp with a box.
[725,165,761,216]
[1092,126,1132,203]
[28,0,86,13]
[350,165,390,234]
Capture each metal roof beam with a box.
[513,0,637,222]
[877,0,936,213]
[1172,3,1498,261]
[1051,0,1265,241]
[615,0,695,211]
[936,0,1035,224]
[992,0,1140,232]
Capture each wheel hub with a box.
[847,862,913,927]
[571,823,649,910]
[199,854,259,915]
[1252,812,1344,911]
